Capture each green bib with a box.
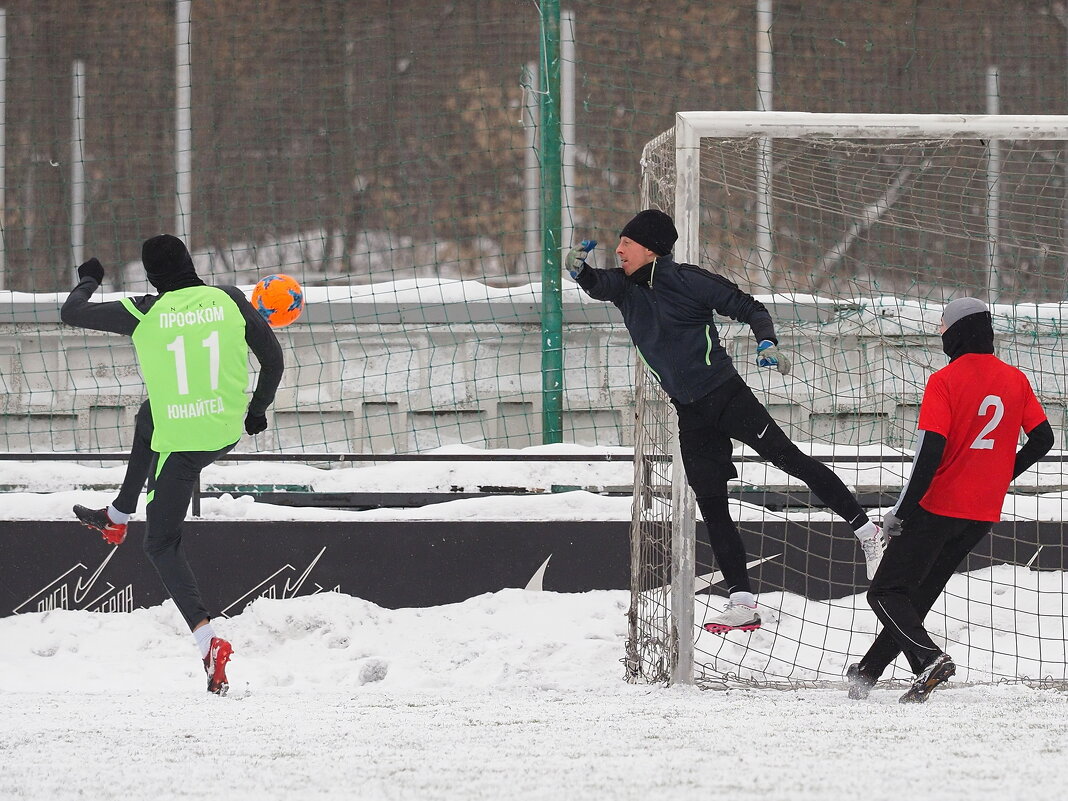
[122,286,249,452]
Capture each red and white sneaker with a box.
[702,602,761,634]
[203,637,234,696]
[73,504,128,545]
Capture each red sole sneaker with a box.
[703,622,761,634]
[204,638,234,696]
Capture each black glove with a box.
[244,412,268,436]
[77,258,104,284]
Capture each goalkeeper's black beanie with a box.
[620,209,678,257]
[941,297,994,361]
[142,234,203,293]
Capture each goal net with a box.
[626,112,1068,689]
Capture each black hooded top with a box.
[59,238,284,421]
[574,255,776,404]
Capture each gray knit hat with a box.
[942,297,988,330]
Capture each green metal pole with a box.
[539,0,563,444]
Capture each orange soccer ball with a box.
[251,273,305,328]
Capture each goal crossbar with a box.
[672,111,1068,270]
[675,111,1068,143]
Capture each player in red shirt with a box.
[846,297,1053,703]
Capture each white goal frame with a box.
[673,111,1068,273]
[646,111,1068,687]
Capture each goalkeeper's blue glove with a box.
[565,239,597,279]
[756,340,791,375]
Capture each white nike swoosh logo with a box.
[74,549,119,605]
[282,547,327,597]
[757,424,769,439]
[525,555,552,591]
[694,554,782,592]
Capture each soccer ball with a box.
[251,273,304,328]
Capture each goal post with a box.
[628,111,1068,688]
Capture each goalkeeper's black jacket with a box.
[574,255,777,404]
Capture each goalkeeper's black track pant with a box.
[676,375,869,596]
[142,440,237,631]
[862,508,989,676]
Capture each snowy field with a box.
[3,450,1068,799]
[3,591,1068,800]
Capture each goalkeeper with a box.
[568,209,885,633]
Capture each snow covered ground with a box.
[3,590,1068,800]
[2,448,1068,799]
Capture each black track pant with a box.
[676,375,868,595]
[143,442,236,631]
[862,507,990,675]
[113,400,154,515]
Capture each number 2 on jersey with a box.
[970,394,1004,450]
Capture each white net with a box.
[624,364,676,685]
[629,114,1068,689]
[645,126,1068,300]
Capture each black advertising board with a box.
[0,520,1058,618]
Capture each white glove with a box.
[883,509,903,537]
[756,340,791,375]
[565,239,597,279]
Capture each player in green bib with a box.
[62,235,284,695]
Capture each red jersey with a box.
[917,353,1046,522]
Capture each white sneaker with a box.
[860,525,886,580]
[703,602,761,634]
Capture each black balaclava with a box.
[941,297,995,361]
[142,234,204,293]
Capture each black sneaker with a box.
[73,504,128,544]
[846,663,878,700]
[899,653,956,704]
